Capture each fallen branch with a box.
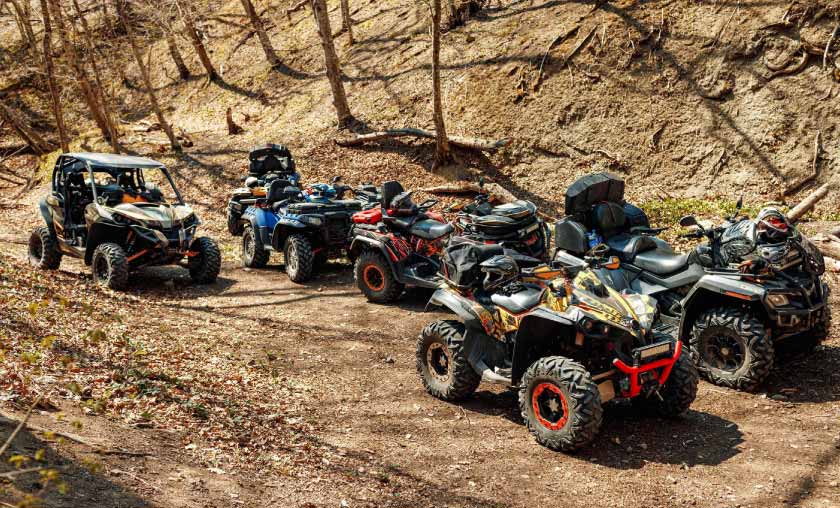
[825,22,839,70]
[811,235,840,261]
[535,25,580,90]
[768,50,809,79]
[787,182,830,222]
[0,415,151,457]
[286,0,308,20]
[0,396,42,458]
[422,182,558,220]
[335,128,510,152]
[824,256,840,272]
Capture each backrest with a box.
[442,239,504,288]
[249,144,295,177]
[381,181,405,210]
[266,178,290,204]
[592,202,626,236]
[554,217,588,255]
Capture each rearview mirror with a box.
[678,215,699,228]
[588,243,610,258]
[331,176,342,183]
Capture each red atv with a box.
[348,181,454,303]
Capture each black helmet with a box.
[480,254,519,292]
[756,207,791,242]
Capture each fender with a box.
[350,235,402,283]
[427,288,486,331]
[39,198,55,234]
[677,273,768,340]
[271,219,308,251]
[511,308,576,384]
[84,222,128,265]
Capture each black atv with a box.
[226,144,299,236]
[418,242,697,451]
[29,153,220,290]
[554,172,830,391]
[452,178,551,260]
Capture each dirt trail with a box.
[2,239,840,508]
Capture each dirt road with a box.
[2,240,840,508]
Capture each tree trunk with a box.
[0,102,55,154]
[431,0,451,168]
[310,0,354,129]
[339,0,354,44]
[8,0,38,57]
[116,0,181,151]
[165,33,191,80]
[39,0,68,153]
[49,0,113,145]
[176,1,218,82]
[71,0,119,152]
[239,0,282,68]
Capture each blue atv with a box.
[240,177,362,282]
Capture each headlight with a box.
[767,294,789,307]
[626,294,659,332]
[113,212,145,227]
[301,215,323,226]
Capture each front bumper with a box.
[767,281,830,336]
[612,340,682,398]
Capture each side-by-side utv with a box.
[29,153,220,290]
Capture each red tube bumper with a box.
[612,341,682,398]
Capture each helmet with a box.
[756,207,791,242]
[479,254,519,292]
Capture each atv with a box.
[227,144,299,236]
[349,181,454,302]
[29,153,220,290]
[417,242,698,452]
[240,177,361,282]
[553,172,830,391]
[451,178,551,260]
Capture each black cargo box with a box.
[564,172,625,216]
[287,200,361,215]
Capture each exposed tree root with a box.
[335,128,510,152]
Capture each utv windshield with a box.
[87,166,184,206]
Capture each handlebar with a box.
[418,199,438,210]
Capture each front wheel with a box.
[519,356,603,452]
[690,307,773,392]
[91,243,128,290]
[354,250,403,303]
[634,345,698,418]
[416,320,481,401]
[188,237,221,284]
[28,227,62,270]
[284,234,314,283]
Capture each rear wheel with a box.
[519,356,603,452]
[28,227,62,270]
[416,320,481,401]
[284,234,314,283]
[188,237,221,284]
[241,225,269,268]
[633,346,698,418]
[227,206,244,236]
[91,243,128,290]
[690,307,773,392]
[354,250,403,303]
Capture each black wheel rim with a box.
[702,327,746,372]
[94,256,109,283]
[426,343,451,383]
[29,237,43,264]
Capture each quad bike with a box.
[417,242,698,452]
[553,172,830,391]
[349,181,454,302]
[451,178,551,260]
[227,144,299,236]
[29,153,220,290]
[239,177,361,282]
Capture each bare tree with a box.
[175,0,218,82]
[71,0,120,151]
[165,33,191,80]
[239,0,282,68]
[6,0,38,56]
[38,0,68,152]
[431,0,451,167]
[116,0,181,151]
[339,0,353,44]
[0,101,55,154]
[310,0,355,128]
[49,0,115,149]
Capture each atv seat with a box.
[491,285,544,314]
[409,219,454,240]
[633,249,689,275]
[606,233,657,262]
[592,202,626,238]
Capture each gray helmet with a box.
[756,207,790,242]
[480,254,519,292]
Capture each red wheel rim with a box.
[531,382,569,431]
[363,265,386,291]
